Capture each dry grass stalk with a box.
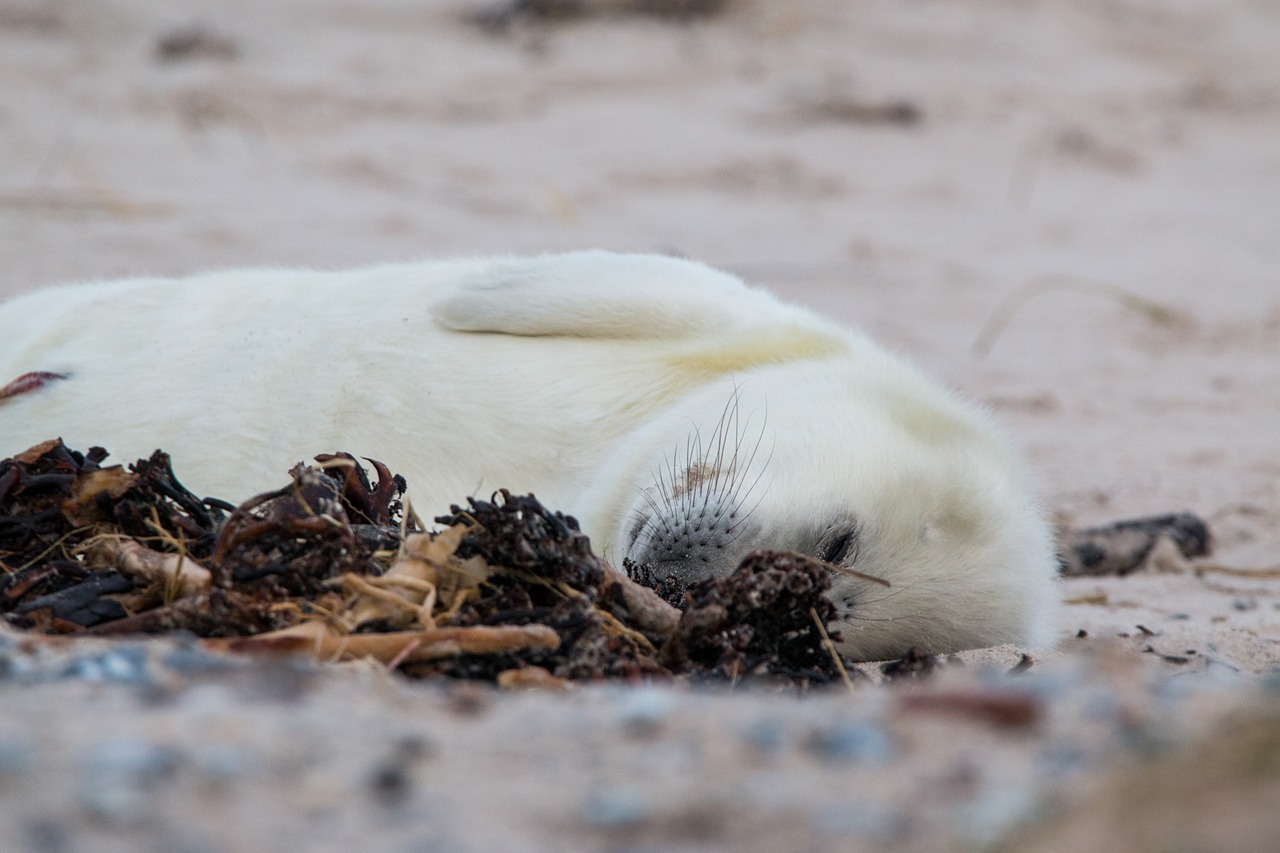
[497,666,572,690]
[810,606,856,692]
[1195,563,1280,578]
[82,534,211,599]
[974,274,1189,357]
[341,573,438,630]
[342,525,490,630]
[205,621,561,665]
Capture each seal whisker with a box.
[721,430,774,522]
[705,384,743,498]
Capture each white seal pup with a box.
[0,251,1059,660]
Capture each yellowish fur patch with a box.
[882,387,988,448]
[667,325,845,379]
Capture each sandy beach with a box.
[2,1,1278,849]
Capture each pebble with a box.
[580,788,652,828]
[961,783,1042,846]
[79,739,181,825]
[0,739,35,776]
[812,802,908,842]
[87,738,181,778]
[22,818,70,853]
[191,744,254,783]
[805,719,894,764]
[738,717,786,755]
[614,686,677,737]
[59,646,152,685]
[163,642,241,676]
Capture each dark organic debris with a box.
[1,439,405,637]
[155,24,239,63]
[0,439,229,630]
[470,0,728,32]
[625,559,689,608]
[1142,645,1193,666]
[1007,654,1035,675]
[786,94,923,128]
[879,647,941,681]
[1057,511,1211,577]
[2,442,855,688]
[659,551,847,683]
[898,690,1043,730]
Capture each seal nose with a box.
[627,502,757,585]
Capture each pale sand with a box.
[1,1,1277,849]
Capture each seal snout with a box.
[627,499,756,584]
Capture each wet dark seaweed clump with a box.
[420,491,667,682]
[0,440,228,630]
[1,441,405,635]
[2,441,855,688]
[662,551,845,682]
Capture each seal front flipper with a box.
[432,251,791,340]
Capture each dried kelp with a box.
[1,441,857,687]
[1,440,404,636]
[0,440,229,630]
[660,551,846,682]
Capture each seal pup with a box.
[0,251,1059,659]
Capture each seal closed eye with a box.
[814,523,861,567]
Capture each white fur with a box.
[0,251,1059,659]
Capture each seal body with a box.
[0,252,1059,659]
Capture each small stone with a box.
[22,818,70,853]
[739,717,785,755]
[192,744,253,783]
[88,739,181,778]
[79,740,180,826]
[581,788,652,828]
[0,739,35,775]
[805,720,894,764]
[163,643,240,676]
[813,803,907,841]
[615,687,677,737]
[60,646,152,684]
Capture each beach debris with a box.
[880,647,941,681]
[1,441,856,687]
[779,88,922,128]
[154,24,239,63]
[0,440,229,631]
[659,550,848,682]
[469,0,729,32]
[898,690,1044,730]
[1057,511,1211,576]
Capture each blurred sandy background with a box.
[2,1,1279,850]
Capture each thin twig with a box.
[811,607,855,693]
[974,275,1188,357]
